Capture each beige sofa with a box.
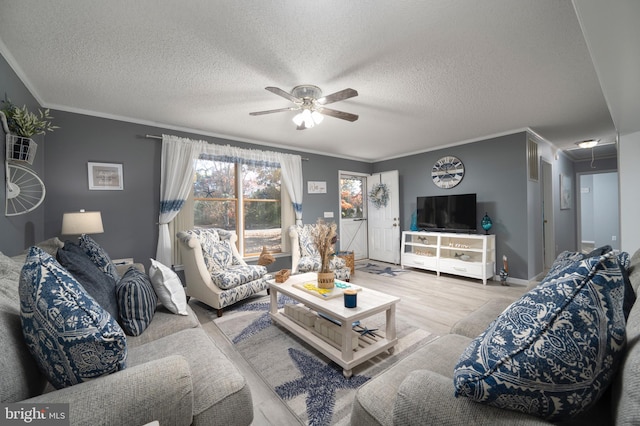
[1,239,253,426]
[351,249,640,425]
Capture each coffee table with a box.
[269,272,400,378]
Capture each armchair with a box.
[289,224,351,281]
[177,228,269,317]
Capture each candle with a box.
[344,289,358,308]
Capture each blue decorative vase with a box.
[410,211,419,231]
[481,213,492,234]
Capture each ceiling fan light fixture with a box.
[577,139,599,149]
[302,109,314,128]
[311,110,324,124]
[252,84,359,128]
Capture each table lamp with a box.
[61,209,104,236]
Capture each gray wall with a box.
[0,55,45,254]
[301,152,370,223]
[40,111,371,272]
[372,133,535,279]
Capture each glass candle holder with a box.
[344,289,358,308]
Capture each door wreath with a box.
[369,183,390,209]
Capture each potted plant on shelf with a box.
[1,96,58,162]
[313,219,337,289]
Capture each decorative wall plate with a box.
[431,156,464,189]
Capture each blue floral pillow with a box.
[297,225,319,257]
[19,247,127,389]
[453,251,627,422]
[79,234,120,282]
[116,267,157,336]
[187,228,239,273]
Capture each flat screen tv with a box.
[416,194,477,233]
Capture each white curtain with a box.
[156,135,205,266]
[279,152,304,225]
[201,143,303,224]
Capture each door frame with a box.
[542,159,555,269]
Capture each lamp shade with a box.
[61,211,104,235]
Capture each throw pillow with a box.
[79,234,120,282]
[453,251,627,422]
[618,251,636,320]
[297,225,320,257]
[116,267,157,336]
[57,241,119,320]
[19,247,127,389]
[187,229,236,272]
[148,258,188,315]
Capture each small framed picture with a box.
[88,162,124,190]
[307,181,327,194]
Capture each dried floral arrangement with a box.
[312,219,337,273]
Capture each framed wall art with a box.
[88,162,124,190]
[307,181,327,194]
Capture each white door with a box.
[367,170,400,264]
[339,172,368,260]
[542,160,555,269]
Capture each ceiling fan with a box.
[249,85,359,130]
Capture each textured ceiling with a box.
[0,0,619,162]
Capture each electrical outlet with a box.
[324,211,334,218]
[612,236,617,241]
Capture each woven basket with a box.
[337,251,355,275]
[275,269,290,283]
[317,272,334,289]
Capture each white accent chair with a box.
[177,228,269,317]
[289,224,351,281]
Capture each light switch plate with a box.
[324,211,334,218]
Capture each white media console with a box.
[401,231,496,284]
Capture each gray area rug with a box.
[212,294,437,426]
[355,261,409,278]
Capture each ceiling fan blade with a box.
[318,107,359,122]
[249,107,298,116]
[317,88,358,105]
[265,86,301,103]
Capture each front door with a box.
[367,170,400,264]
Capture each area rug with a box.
[355,261,409,278]
[212,294,437,426]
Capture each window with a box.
[193,158,282,257]
[341,175,365,219]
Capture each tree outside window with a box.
[193,158,282,256]
[341,176,364,219]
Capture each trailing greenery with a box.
[1,96,58,138]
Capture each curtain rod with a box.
[145,134,309,160]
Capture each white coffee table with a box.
[269,272,400,378]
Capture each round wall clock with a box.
[431,156,465,189]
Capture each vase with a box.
[410,211,419,231]
[481,213,493,234]
[317,272,334,289]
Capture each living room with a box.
[1,1,640,425]
[0,2,638,268]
